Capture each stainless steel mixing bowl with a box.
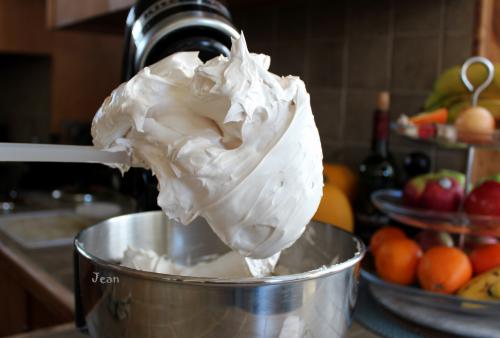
[74,211,365,338]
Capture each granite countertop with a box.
[6,322,379,338]
[0,222,75,291]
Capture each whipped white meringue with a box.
[122,246,252,278]
[92,34,323,261]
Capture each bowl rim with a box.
[361,267,500,314]
[74,211,366,286]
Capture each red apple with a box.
[420,177,463,211]
[403,172,436,207]
[463,235,499,252]
[464,180,500,216]
[416,230,454,251]
[403,170,465,212]
[403,182,422,207]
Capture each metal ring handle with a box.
[460,56,495,107]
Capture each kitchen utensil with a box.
[74,211,365,338]
[0,142,130,165]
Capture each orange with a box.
[323,163,358,201]
[375,238,422,285]
[409,108,448,126]
[418,246,472,294]
[313,183,354,232]
[469,243,500,275]
[370,227,407,257]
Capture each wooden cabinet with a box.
[46,0,134,30]
[49,32,124,133]
[0,0,125,137]
[472,0,500,181]
[0,243,73,337]
[0,0,52,54]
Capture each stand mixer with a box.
[121,0,240,211]
[0,1,367,337]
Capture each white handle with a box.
[0,143,130,165]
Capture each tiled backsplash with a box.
[230,0,476,173]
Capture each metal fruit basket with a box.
[366,56,500,337]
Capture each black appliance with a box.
[123,0,239,79]
[121,0,239,210]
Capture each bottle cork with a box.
[377,91,390,112]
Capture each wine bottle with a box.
[355,91,398,244]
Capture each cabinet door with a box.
[0,267,28,336]
[46,0,134,29]
[0,243,74,336]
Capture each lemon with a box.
[313,183,354,233]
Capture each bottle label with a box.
[375,111,389,141]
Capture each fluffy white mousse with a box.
[92,34,323,266]
[122,246,252,278]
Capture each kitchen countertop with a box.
[0,221,74,291]
[6,322,379,338]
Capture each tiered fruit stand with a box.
[361,57,500,337]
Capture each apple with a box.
[416,230,454,251]
[421,177,464,211]
[403,172,439,207]
[403,170,465,212]
[463,235,499,252]
[477,173,500,186]
[464,178,500,216]
[455,107,495,143]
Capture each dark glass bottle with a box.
[403,152,431,180]
[355,92,398,244]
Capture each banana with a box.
[425,63,500,111]
[426,91,500,112]
[448,98,500,122]
[425,91,447,111]
[431,94,471,112]
[490,280,500,298]
[477,99,500,119]
[458,267,500,302]
[447,101,469,122]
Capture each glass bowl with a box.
[362,257,500,336]
[393,122,500,149]
[371,189,500,237]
